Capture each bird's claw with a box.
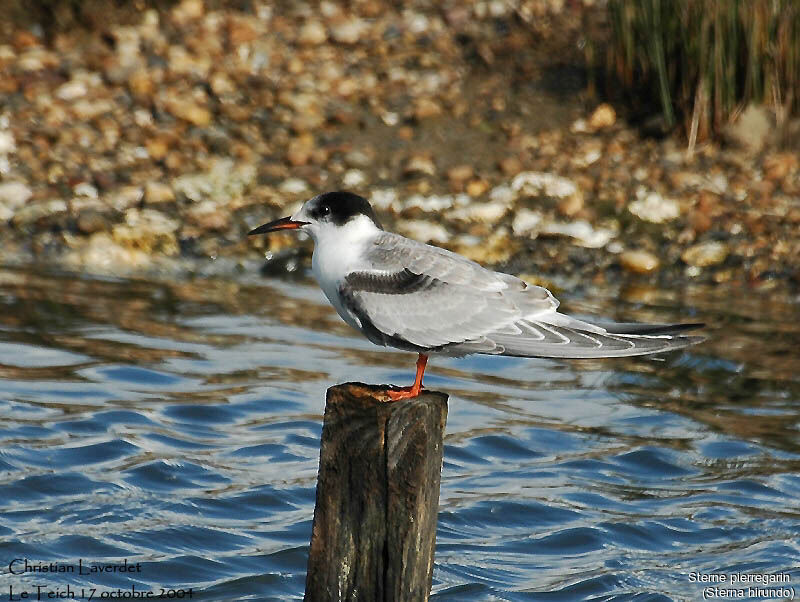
[386,385,425,401]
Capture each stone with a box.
[540,220,615,248]
[557,192,584,217]
[128,69,154,97]
[449,201,507,223]
[166,99,212,127]
[413,98,442,120]
[763,152,798,181]
[144,181,175,204]
[299,20,328,45]
[628,190,680,223]
[330,16,367,45]
[498,156,522,175]
[11,200,68,227]
[76,209,110,234]
[619,250,660,275]
[344,148,375,169]
[0,181,33,210]
[56,80,88,101]
[396,220,450,244]
[287,135,315,166]
[447,165,474,186]
[403,155,436,178]
[342,169,367,188]
[113,208,179,255]
[291,109,325,133]
[186,201,230,232]
[588,103,616,130]
[0,130,16,155]
[278,178,310,195]
[465,178,489,197]
[511,171,580,200]
[171,0,204,25]
[511,208,543,236]
[146,137,170,161]
[725,104,772,154]
[681,241,729,268]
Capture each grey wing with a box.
[341,232,557,351]
[343,232,705,357]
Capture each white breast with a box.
[309,215,381,331]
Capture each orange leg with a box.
[387,353,428,401]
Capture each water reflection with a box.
[1,266,799,601]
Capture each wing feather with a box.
[342,232,704,357]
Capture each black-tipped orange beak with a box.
[248,216,309,235]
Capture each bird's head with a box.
[248,191,383,244]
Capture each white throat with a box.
[310,213,381,294]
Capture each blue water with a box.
[1,266,799,601]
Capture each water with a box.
[1,265,799,601]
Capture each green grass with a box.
[602,0,800,140]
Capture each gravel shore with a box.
[0,0,798,294]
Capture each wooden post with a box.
[304,382,448,602]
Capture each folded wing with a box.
[341,232,704,357]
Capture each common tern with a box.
[249,191,704,400]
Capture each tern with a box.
[249,191,704,400]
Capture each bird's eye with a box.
[318,205,330,217]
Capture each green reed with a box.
[604,0,799,139]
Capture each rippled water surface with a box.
[2,266,799,601]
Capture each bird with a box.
[249,191,704,400]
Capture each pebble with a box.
[369,188,399,211]
[588,103,616,130]
[403,155,436,178]
[512,171,580,200]
[330,16,367,44]
[278,178,310,195]
[540,220,615,248]
[724,104,772,154]
[449,201,507,222]
[0,181,33,212]
[287,135,315,166]
[165,99,212,127]
[681,241,729,268]
[619,249,660,274]
[299,20,328,46]
[65,233,152,274]
[76,209,110,235]
[344,149,375,169]
[342,169,367,188]
[498,156,522,175]
[414,98,443,120]
[465,178,489,197]
[511,208,543,236]
[628,190,681,223]
[447,165,474,187]
[186,201,230,232]
[12,200,68,227]
[0,130,16,156]
[557,192,584,217]
[405,194,454,212]
[113,208,179,255]
[396,220,450,244]
[456,229,517,264]
[56,80,88,102]
[144,182,175,204]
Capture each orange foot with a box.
[387,384,424,401]
[386,353,428,402]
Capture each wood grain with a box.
[304,382,448,602]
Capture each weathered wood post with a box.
[304,382,448,602]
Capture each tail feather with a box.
[597,321,705,336]
[453,317,706,359]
